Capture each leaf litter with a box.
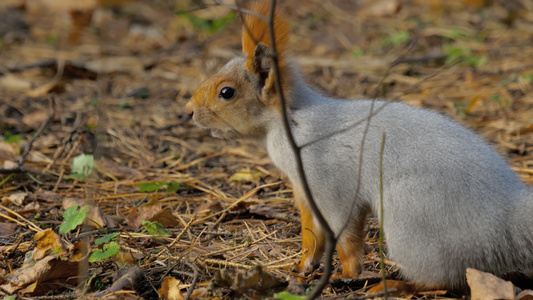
[0,0,532,298]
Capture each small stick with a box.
[379,132,388,298]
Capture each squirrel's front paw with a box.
[296,258,321,275]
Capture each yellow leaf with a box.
[158,277,184,300]
[466,96,481,114]
[229,169,262,183]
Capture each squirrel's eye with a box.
[219,86,236,100]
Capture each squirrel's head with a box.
[185,1,289,140]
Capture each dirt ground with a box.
[1,0,533,299]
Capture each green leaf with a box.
[382,30,410,47]
[138,181,165,192]
[6,134,24,143]
[273,291,307,300]
[95,232,120,245]
[353,49,364,58]
[139,181,180,193]
[142,220,171,236]
[60,205,90,234]
[70,154,94,179]
[89,241,120,262]
[442,44,485,67]
[165,182,181,193]
[182,11,235,34]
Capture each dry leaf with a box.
[2,160,18,169]
[0,141,18,161]
[467,268,515,300]
[518,290,533,300]
[158,277,185,300]
[36,190,63,203]
[0,74,32,91]
[2,248,85,296]
[2,192,27,206]
[9,241,90,296]
[0,222,17,236]
[114,252,142,267]
[466,96,481,114]
[365,0,400,17]
[229,168,262,183]
[21,110,49,129]
[127,203,179,228]
[25,78,63,98]
[33,228,65,260]
[188,287,208,299]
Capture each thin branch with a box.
[182,260,199,300]
[379,132,388,298]
[265,1,336,299]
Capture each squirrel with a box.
[185,1,533,289]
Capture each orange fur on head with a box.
[242,1,289,71]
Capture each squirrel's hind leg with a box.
[335,213,367,279]
[296,199,325,274]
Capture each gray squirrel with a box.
[184,1,533,289]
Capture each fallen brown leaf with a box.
[1,248,86,296]
[518,289,533,300]
[0,74,32,92]
[467,268,515,300]
[21,109,49,129]
[0,222,17,236]
[0,141,18,161]
[33,228,65,260]
[127,202,179,228]
[2,192,27,206]
[158,276,185,300]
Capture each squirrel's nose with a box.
[185,101,194,117]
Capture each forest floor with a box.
[1,0,533,299]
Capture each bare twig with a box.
[182,260,199,300]
[265,1,336,298]
[378,132,388,298]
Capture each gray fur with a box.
[262,70,533,288]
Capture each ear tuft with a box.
[242,1,289,72]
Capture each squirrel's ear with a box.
[249,43,276,97]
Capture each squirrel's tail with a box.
[242,1,289,71]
